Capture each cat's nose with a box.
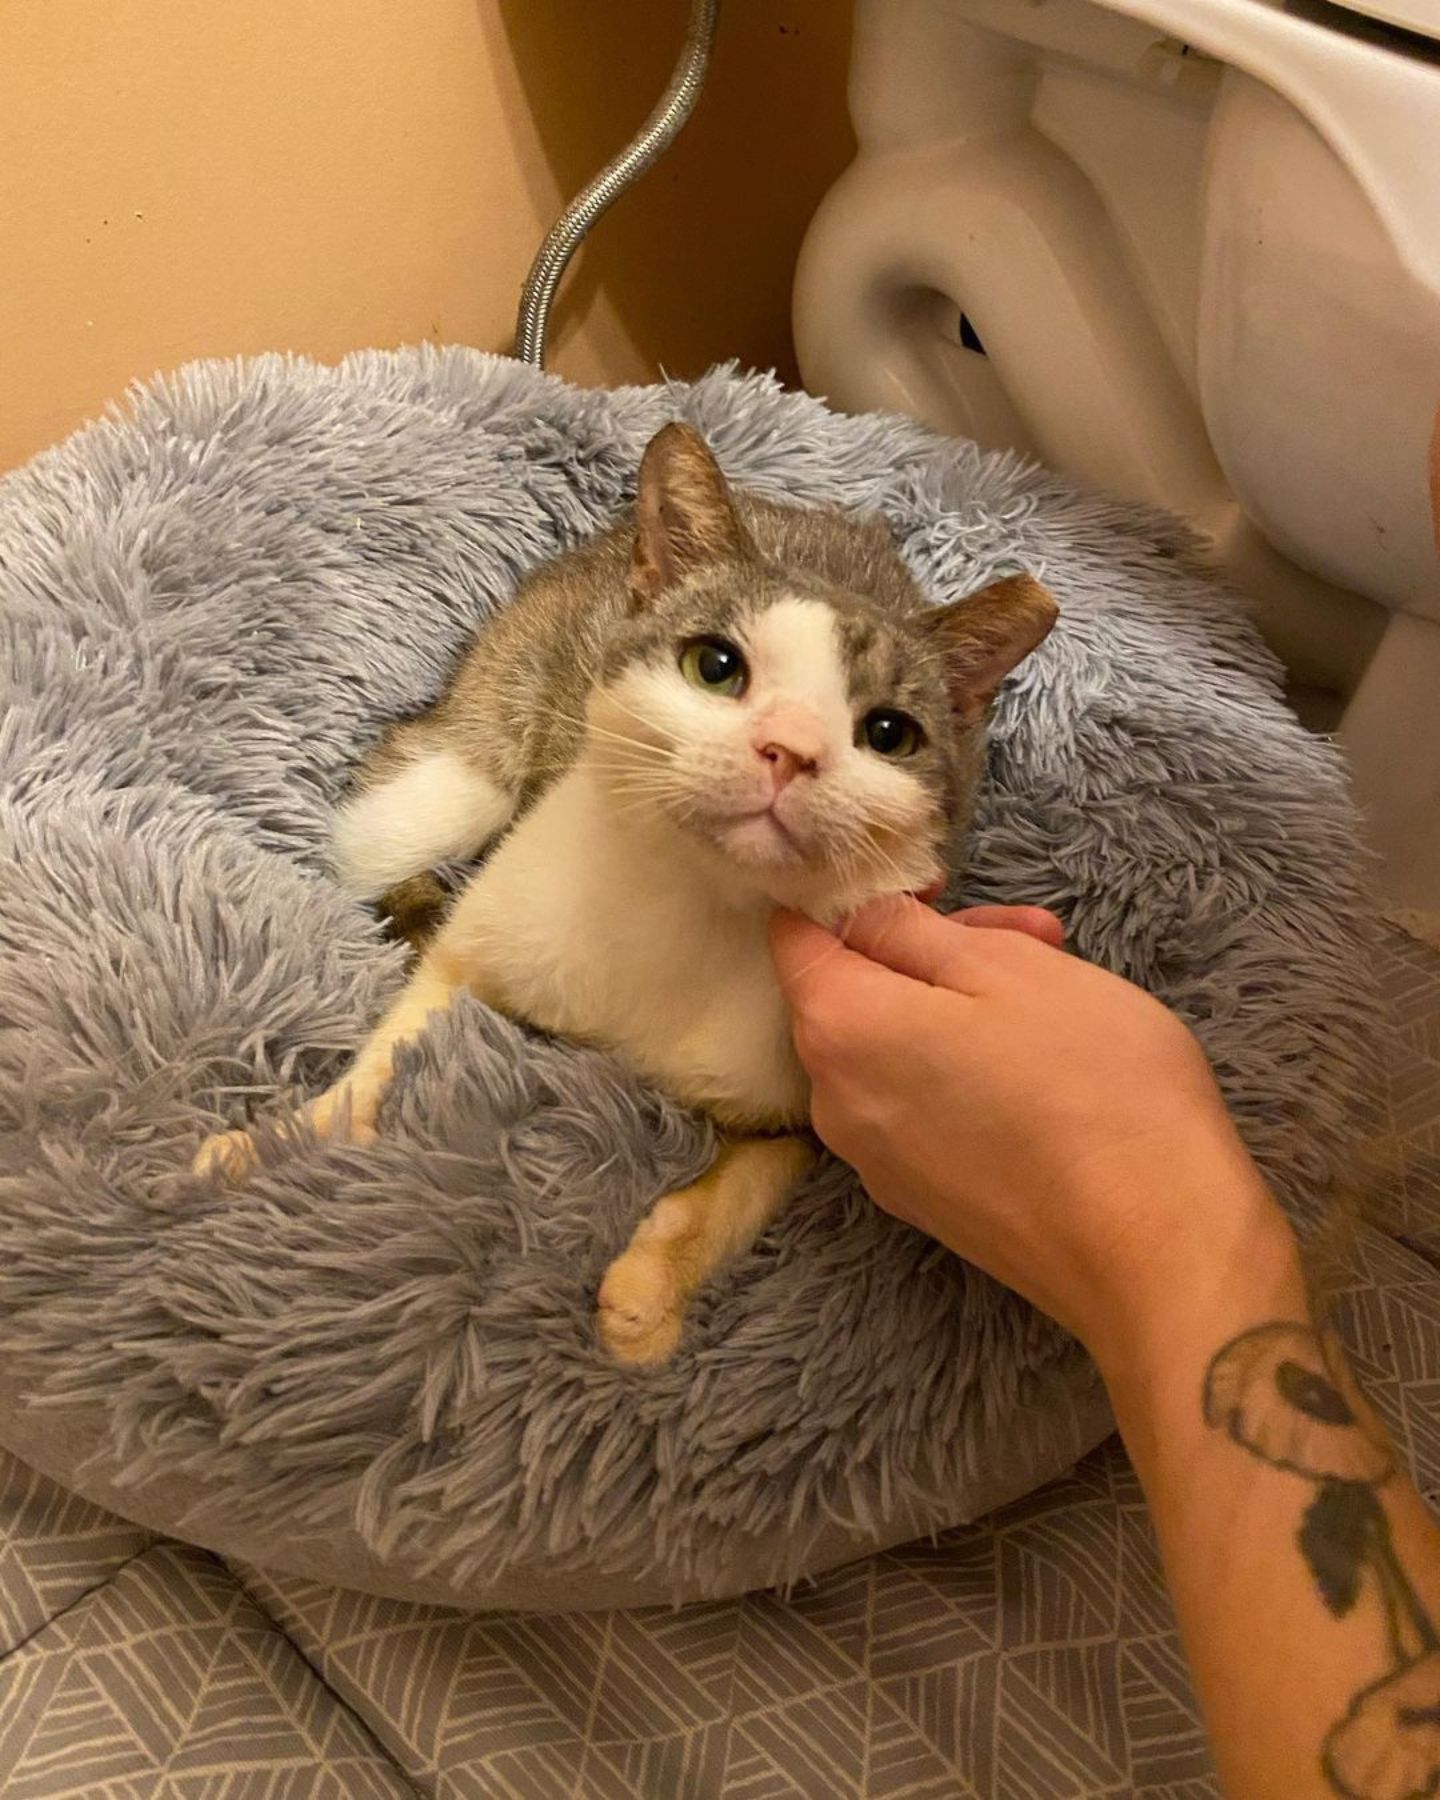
[758,742,819,791]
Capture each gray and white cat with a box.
[195,423,1056,1365]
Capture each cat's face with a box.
[592,571,963,916]
[587,425,1057,919]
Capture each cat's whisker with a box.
[579,696,681,751]
[551,711,675,762]
[589,747,688,785]
[867,843,919,897]
[605,773,704,820]
[846,829,925,900]
[544,699,672,751]
[595,759,675,789]
[601,752,677,777]
[595,686,676,739]
[608,791,678,823]
[608,770,687,801]
[609,794,679,819]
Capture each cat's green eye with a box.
[679,637,748,697]
[862,708,923,757]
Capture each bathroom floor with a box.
[0,925,1435,1799]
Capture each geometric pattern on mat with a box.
[0,1454,152,1660]
[0,1540,410,1800]
[1,923,1435,1798]
[1370,920,1440,1264]
[240,1437,1214,1799]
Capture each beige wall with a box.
[0,0,853,473]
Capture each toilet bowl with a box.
[794,0,1440,908]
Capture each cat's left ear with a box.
[924,573,1058,719]
[629,423,755,608]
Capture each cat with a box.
[193,422,1057,1366]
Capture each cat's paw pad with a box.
[597,1251,682,1368]
[303,1093,377,1147]
[192,1128,260,1182]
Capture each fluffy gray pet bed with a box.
[0,350,1375,1610]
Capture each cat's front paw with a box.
[192,1127,261,1183]
[597,1248,683,1368]
[191,1099,378,1183]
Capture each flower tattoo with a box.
[1205,1322,1440,1800]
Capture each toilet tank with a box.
[1200,67,1440,620]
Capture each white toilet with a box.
[794,0,1440,909]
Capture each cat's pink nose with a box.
[758,742,818,791]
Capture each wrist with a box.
[1078,1145,1306,1399]
[1085,1174,1314,1547]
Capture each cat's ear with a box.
[924,573,1058,719]
[629,423,754,607]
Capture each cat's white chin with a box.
[660,788,941,917]
[709,829,937,923]
[715,807,807,870]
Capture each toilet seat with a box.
[1329,0,1439,38]
[1103,0,1440,291]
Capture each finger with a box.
[1430,402,1439,552]
[955,904,1065,949]
[769,910,890,1000]
[835,894,991,992]
[771,911,962,1087]
[767,910,841,995]
[768,909,931,1017]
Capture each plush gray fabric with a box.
[0,350,1376,1608]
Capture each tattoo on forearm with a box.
[1205,1321,1440,1800]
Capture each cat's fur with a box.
[195,424,1057,1364]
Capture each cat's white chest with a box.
[443,769,809,1129]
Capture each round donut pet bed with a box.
[0,351,1374,1609]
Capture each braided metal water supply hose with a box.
[513,0,721,369]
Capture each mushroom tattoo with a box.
[1205,1321,1440,1800]
[1326,1655,1440,1800]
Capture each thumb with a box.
[767,909,836,986]
[955,904,1065,949]
[767,909,868,1001]
[840,897,1066,991]
[837,895,991,992]
[768,908,928,1019]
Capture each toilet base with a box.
[1342,613,1440,914]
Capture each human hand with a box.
[769,898,1293,1365]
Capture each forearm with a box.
[769,896,1440,1790]
[1095,1186,1440,1799]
